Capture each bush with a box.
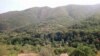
[69,45,96,56]
[39,46,55,56]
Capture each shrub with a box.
[39,46,55,56]
[70,45,96,56]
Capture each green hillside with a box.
[0,4,100,56]
[0,4,100,32]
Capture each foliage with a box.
[69,45,96,56]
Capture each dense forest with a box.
[0,5,100,56]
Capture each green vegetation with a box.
[70,45,96,56]
[0,27,99,56]
[0,5,100,56]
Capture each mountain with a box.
[0,4,100,32]
[69,12,100,31]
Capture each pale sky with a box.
[0,0,100,13]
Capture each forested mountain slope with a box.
[0,4,100,56]
[0,4,100,32]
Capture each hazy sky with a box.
[0,0,100,13]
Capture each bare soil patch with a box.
[18,53,39,56]
[60,53,68,56]
[97,51,100,56]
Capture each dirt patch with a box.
[97,51,100,56]
[60,53,68,56]
[18,53,39,56]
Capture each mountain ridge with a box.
[0,4,100,32]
